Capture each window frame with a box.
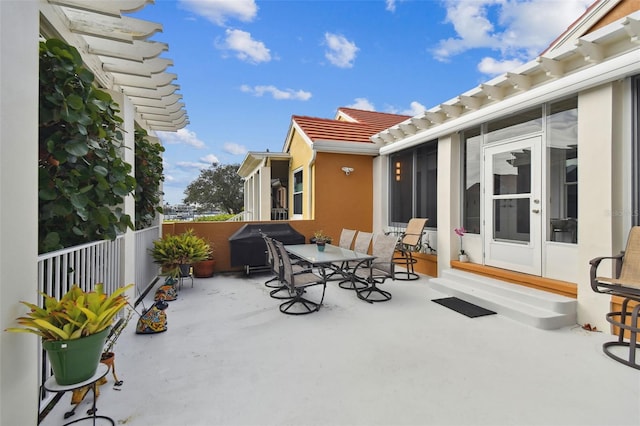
[292,168,303,217]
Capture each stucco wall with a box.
[163,220,321,272]
[313,152,374,239]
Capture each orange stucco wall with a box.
[312,152,374,240]
[163,220,321,273]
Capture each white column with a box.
[110,91,137,291]
[260,165,272,220]
[0,1,39,425]
[577,84,615,330]
[436,133,461,276]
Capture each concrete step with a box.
[429,269,577,330]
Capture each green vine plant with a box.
[135,128,165,230]
[38,39,135,253]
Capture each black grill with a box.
[228,223,305,274]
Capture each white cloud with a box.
[324,33,359,68]
[180,0,257,26]
[347,98,375,111]
[386,0,397,12]
[432,0,592,75]
[177,160,212,170]
[201,154,220,165]
[220,29,271,64]
[240,84,312,101]
[400,101,427,116]
[223,142,247,155]
[157,128,205,149]
[385,0,407,12]
[477,57,525,76]
[386,101,427,116]
[164,174,176,183]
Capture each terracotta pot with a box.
[193,259,215,278]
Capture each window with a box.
[546,97,578,243]
[486,107,542,143]
[462,127,481,234]
[293,169,303,216]
[389,141,437,227]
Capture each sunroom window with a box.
[389,141,437,227]
[462,127,481,234]
[547,97,578,243]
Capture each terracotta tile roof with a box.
[337,107,412,132]
[292,108,410,143]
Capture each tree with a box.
[184,163,244,214]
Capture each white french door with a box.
[483,136,542,275]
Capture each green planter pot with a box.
[43,327,110,385]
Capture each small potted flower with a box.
[454,227,468,262]
[312,230,332,252]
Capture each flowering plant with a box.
[454,227,466,255]
[313,230,332,244]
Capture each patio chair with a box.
[338,231,374,290]
[274,239,327,315]
[352,233,399,303]
[338,228,357,249]
[263,235,308,300]
[393,218,428,281]
[261,233,282,290]
[590,226,640,369]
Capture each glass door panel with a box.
[484,136,541,275]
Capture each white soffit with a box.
[375,10,640,153]
[41,0,188,132]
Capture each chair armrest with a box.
[590,252,624,293]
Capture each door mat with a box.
[431,297,496,318]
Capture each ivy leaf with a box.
[64,141,89,157]
[93,165,108,176]
[66,94,84,110]
[39,188,58,201]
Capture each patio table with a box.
[284,243,376,288]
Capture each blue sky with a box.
[131,0,592,205]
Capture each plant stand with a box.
[44,364,114,425]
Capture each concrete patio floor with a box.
[41,271,639,426]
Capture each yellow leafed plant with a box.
[5,283,132,341]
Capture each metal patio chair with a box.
[590,226,640,369]
[393,218,428,280]
[352,233,399,303]
[337,228,357,249]
[337,231,373,290]
[274,239,327,315]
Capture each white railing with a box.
[227,211,253,222]
[135,226,160,295]
[36,237,124,408]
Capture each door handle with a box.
[532,209,540,213]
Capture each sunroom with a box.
[372,8,640,329]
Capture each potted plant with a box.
[192,240,215,278]
[454,227,468,262]
[5,283,132,385]
[150,229,211,278]
[312,230,332,252]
